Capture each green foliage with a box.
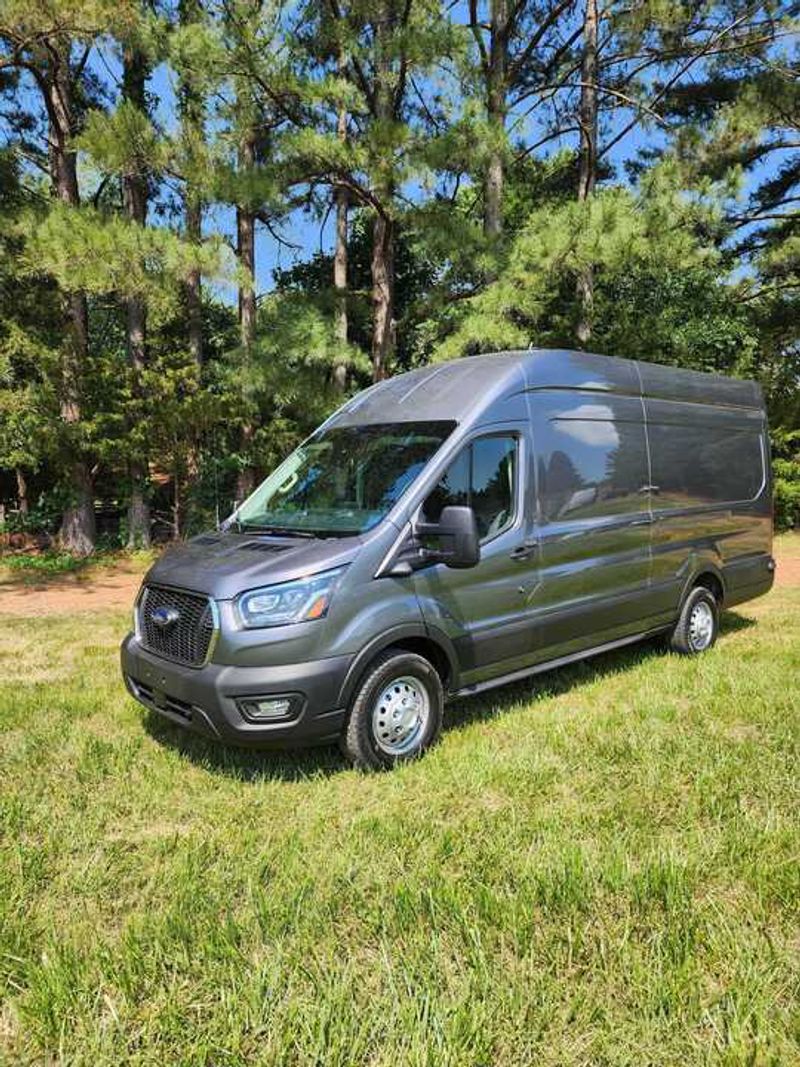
[25,202,234,304]
[0,153,62,475]
[0,487,68,537]
[591,265,759,375]
[773,461,800,530]
[772,429,800,531]
[224,290,368,472]
[0,0,797,549]
[0,550,92,574]
[78,100,165,176]
[434,177,723,360]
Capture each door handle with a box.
[510,542,537,560]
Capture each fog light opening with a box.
[237,695,300,722]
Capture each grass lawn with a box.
[1,539,798,1064]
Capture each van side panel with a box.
[526,390,657,656]
[522,348,641,397]
[643,394,773,612]
[636,360,763,409]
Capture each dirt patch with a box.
[775,553,800,588]
[0,565,145,617]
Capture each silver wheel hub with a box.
[689,600,714,650]
[372,676,430,756]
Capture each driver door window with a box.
[423,435,518,542]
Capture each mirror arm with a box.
[412,520,441,539]
[384,531,445,577]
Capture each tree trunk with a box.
[236,132,258,504]
[15,468,29,516]
[333,73,349,392]
[173,453,183,540]
[122,43,152,548]
[485,0,508,243]
[370,9,395,382]
[371,210,394,381]
[49,45,95,555]
[178,0,204,369]
[576,0,599,346]
[185,197,203,368]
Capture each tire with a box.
[340,648,444,770]
[669,586,719,655]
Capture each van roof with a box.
[330,349,764,427]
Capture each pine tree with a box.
[332,45,349,389]
[0,3,111,553]
[212,0,295,501]
[175,0,208,370]
[575,0,598,343]
[289,0,455,379]
[0,151,61,522]
[465,0,580,243]
[120,17,154,547]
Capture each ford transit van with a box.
[121,350,775,769]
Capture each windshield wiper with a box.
[238,524,317,539]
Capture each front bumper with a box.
[121,634,350,747]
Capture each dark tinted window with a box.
[534,399,648,522]
[423,435,517,540]
[647,425,763,507]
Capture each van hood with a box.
[142,531,365,600]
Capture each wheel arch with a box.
[681,559,726,607]
[337,625,459,709]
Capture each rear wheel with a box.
[669,586,719,655]
[341,649,444,770]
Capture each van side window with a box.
[646,424,764,507]
[533,398,649,522]
[423,435,517,541]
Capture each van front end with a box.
[121,637,353,747]
[121,592,357,747]
[120,416,462,754]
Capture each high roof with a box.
[328,349,763,428]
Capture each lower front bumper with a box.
[121,634,351,747]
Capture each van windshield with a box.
[236,421,456,536]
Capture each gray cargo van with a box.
[121,350,775,769]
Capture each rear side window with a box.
[646,424,764,507]
[423,435,517,541]
[532,397,649,522]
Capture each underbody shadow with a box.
[142,711,345,782]
[142,610,756,779]
[444,609,757,732]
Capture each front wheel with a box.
[341,649,444,770]
[669,586,720,655]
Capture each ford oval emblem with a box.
[151,605,180,629]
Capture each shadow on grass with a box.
[143,711,345,782]
[143,610,756,781]
[445,610,756,732]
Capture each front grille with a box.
[138,585,215,667]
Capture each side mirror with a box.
[414,505,480,569]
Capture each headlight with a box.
[237,566,348,629]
